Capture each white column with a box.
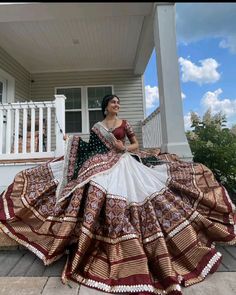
[54,95,66,157]
[153,4,192,160]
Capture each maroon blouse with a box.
[112,120,135,142]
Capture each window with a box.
[87,86,112,130]
[0,77,7,103]
[0,81,3,103]
[56,87,82,133]
[55,85,113,133]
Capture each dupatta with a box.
[55,122,124,203]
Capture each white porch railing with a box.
[142,107,162,148]
[0,95,66,160]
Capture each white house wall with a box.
[0,47,145,149]
[0,46,30,101]
[30,69,144,146]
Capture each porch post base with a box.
[161,142,193,162]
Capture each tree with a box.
[186,109,236,204]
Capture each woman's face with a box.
[106,97,120,115]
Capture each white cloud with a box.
[176,3,236,53]
[179,57,220,85]
[201,88,236,118]
[184,112,192,130]
[145,85,186,110]
[219,36,236,54]
[145,85,159,109]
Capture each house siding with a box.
[0,46,30,100]
[31,69,144,146]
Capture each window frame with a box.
[85,85,114,132]
[0,68,15,104]
[55,86,83,134]
[55,84,114,134]
[0,77,7,103]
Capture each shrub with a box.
[186,110,236,204]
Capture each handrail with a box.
[141,106,162,148]
[0,95,66,160]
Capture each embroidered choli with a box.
[112,119,135,142]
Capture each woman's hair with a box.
[101,94,120,118]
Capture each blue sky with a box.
[144,3,236,130]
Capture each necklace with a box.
[104,117,118,132]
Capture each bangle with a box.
[123,146,128,153]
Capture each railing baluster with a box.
[31,107,35,153]
[158,114,162,146]
[0,99,65,160]
[6,109,12,154]
[47,106,51,152]
[22,107,28,153]
[14,108,19,154]
[39,107,43,152]
[142,107,162,148]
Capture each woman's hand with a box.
[113,139,125,152]
[63,134,68,141]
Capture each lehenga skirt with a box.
[0,152,235,295]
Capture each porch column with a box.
[54,95,66,157]
[153,4,192,160]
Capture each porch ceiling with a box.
[0,3,155,74]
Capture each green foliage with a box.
[186,109,236,203]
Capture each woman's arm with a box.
[113,136,139,153]
[124,135,139,152]
[113,120,139,152]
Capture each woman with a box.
[0,94,235,295]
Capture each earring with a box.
[104,109,108,115]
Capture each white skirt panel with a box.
[91,153,169,203]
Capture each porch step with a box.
[0,157,54,165]
[0,157,55,194]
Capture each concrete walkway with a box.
[0,277,79,295]
[0,273,235,295]
[0,245,235,295]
